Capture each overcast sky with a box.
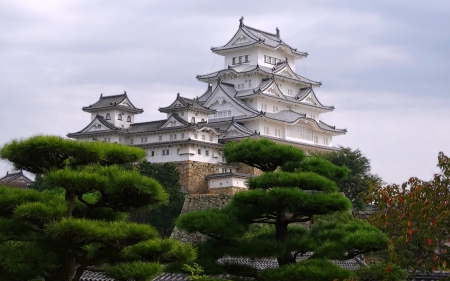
[0,1,449,184]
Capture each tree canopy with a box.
[130,161,185,238]
[318,146,383,210]
[0,136,195,281]
[366,151,450,274]
[177,139,388,280]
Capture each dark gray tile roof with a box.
[264,110,305,123]
[0,170,34,187]
[205,172,253,179]
[67,115,128,138]
[198,85,213,103]
[197,63,320,86]
[214,83,259,114]
[318,120,347,134]
[159,94,215,114]
[211,22,308,58]
[82,93,143,114]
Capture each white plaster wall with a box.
[256,47,296,70]
[90,110,135,129]
[208,176,248,188]
[145,144,221,164]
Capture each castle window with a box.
[118,114,122,120]
[173,134,177,140]
[191,117,195,123]
[264,127,270,135]
[232,57,236,64]
[130,139,133,144]
[245,55,249,62]
[209,135,213,142]
[170,134,173,140]
[105,113,111,120]
[162,150,165,155]
[159,136,162,141]
[202,135,205,140]
[166,149,169,155]
[198,149,201,155]
[201,118,205,122]
[181,133,185,139]
[194,134,198,139]
[127,116,131,122]
[239,56,242,63]
[205,150,209,156]
[151,151,155,156]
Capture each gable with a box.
[223,127,247,138]
[203,86,256,117]
[160,115,185,128]
[278,68,297,79]
[118,98,132,107]
[86,122,110,132]
[231,34,251,45]
[262,84,284,98]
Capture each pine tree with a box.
[176,139,388,280]
[0,136,196,281]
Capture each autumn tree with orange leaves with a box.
[366,152,450,273]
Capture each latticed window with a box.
[105,113,111,120]
[118,114,122,120]
[287,125,313,141]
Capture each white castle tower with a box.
[68,18,346,194]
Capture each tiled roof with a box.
[67,115,127,138]
[264,110,305,123]
[159,94,215,114]
[80,271,238,281]
[211,21,307,58]
[198,85,213,103]
[214,83,259,114]
[205,172,253,179]
[0,170,33,187]
[83,93,143,114]
[318,120,347,134]
[197,64,320,86]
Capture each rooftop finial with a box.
[239,16,244,27]
[124,91,127,95]
[100,93,103,99]
[276,27,280,37]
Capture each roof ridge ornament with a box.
[239,16,244,27]
[124,91,126,95]
[276,27,280,38]
[100,93,103,99]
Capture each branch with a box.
[85,266,104,272]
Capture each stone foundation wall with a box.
[238,163,263,177]
[208,186,247,195]
[172,161,262,194]
[171,194,233,243]
[172,161,219,194]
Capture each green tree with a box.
[365,152,450,274]
[318,146,382,210]
[177,139,388,280]
[0,136,195,281]
[131,161,185,238]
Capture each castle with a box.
[68,18,346,194]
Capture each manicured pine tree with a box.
[177,139,388,280]
[0,136,195,281]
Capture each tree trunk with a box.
[65,190,76,217]
[60,254,76,281]
[275,217,296,266]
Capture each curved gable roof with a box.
[82,93,143,114]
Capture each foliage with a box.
[365,151,450,273]
[354,262,407,281]
[318,146,382,210]
[177,139,388,280]
[0,136,195,281]
[131,161,185,238]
